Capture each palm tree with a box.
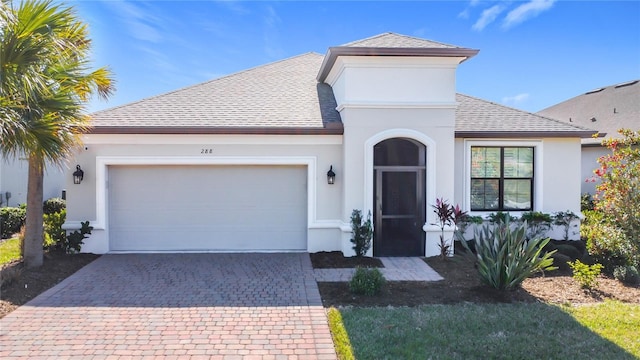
[0,0,114,267]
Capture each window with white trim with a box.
[470,146,534,211]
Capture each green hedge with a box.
[0,206,26,239]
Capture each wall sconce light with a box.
[73,165,84,185]
[327,165,336,185]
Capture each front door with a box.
[373,138,426,257]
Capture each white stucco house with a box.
[61,33,594,257]
[0,158,66,207]
[537,79,640,195]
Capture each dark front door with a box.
[373,138,426,257]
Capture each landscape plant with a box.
[43,197,66,215]
[459,218,557,291]
[0,0,114,267]
[350,210,373,257]
[553,210,579,240]
[519,211,552,240]
[582,210,631,271]
[43,209,66,248]
[64,221,92,254]
[568,260,603,290]
[431,198,468,258]
[456,214,484,240]
[586,129,640,270]
[0,205,26,239]
[487,211,516,225]
[349,267,385,296]
[613,265,640,286]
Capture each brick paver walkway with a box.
[0,253,336,359]
[314,257,444,282]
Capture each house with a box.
[62,33,594,257]
[537,79,640,195]
[0,158,66,207]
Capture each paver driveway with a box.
[0,253,336,359]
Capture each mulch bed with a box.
[1,250,638,319]
[317,253,640,307]
[0,251,99,319]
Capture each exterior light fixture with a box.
[73,165,84,185]
[327,165,336,185]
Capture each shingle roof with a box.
[537,80,640,144]
[89,53,342,134]
[341,32,460,49]
[455,94,596,138]
[89,33,593,138]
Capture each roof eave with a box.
[86,124,344,135]
[455,130,597,139]
[317,46,479,82]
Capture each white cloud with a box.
[502,93,530,105]
[104,1,165,43]
[263,5,283,59]
[503,0,556,29]
[472,4,506,31]
[458,0,482,19]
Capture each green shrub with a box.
[0,206,26,239]
[581,193,595,211]
[582,210,637,271]
[554,244,583,261]
[613,265,640,286]
[519,211,552,240]
[553,210,579,241]
[350,210,372,257]
[349,267,385,296]
[569,260,603,290]
[43,197,66,215]
[44,209,66,249]
[459,218,557,291]
[592,129,640,264]
[487,211,516,225]
[64,221,93,254]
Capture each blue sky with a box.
[72,0,640,114]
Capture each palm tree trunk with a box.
[23,154,44,268]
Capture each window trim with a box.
[464,140,543,215]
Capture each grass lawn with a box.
[331,301,639,360]
[0,238,21,265]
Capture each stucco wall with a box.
[339,107,457,256]
[1,157,66,207]
[64,134,344,253]
[581,146,608,194]
[326,54,463,257]
[454,137,583,240]
[326,56,462,106]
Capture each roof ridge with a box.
[457,93,597,132]
[91,52,325,115]
[341,32,459,48]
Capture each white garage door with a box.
[108,165,307,252]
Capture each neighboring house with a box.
[537,79,640,195]
[0,158,66,207]
[62,33,594,257]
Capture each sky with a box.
[71,0,640,114]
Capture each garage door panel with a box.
[108,165,307,252]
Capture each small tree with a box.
[592,129,640,267]
[350,210,372,257]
